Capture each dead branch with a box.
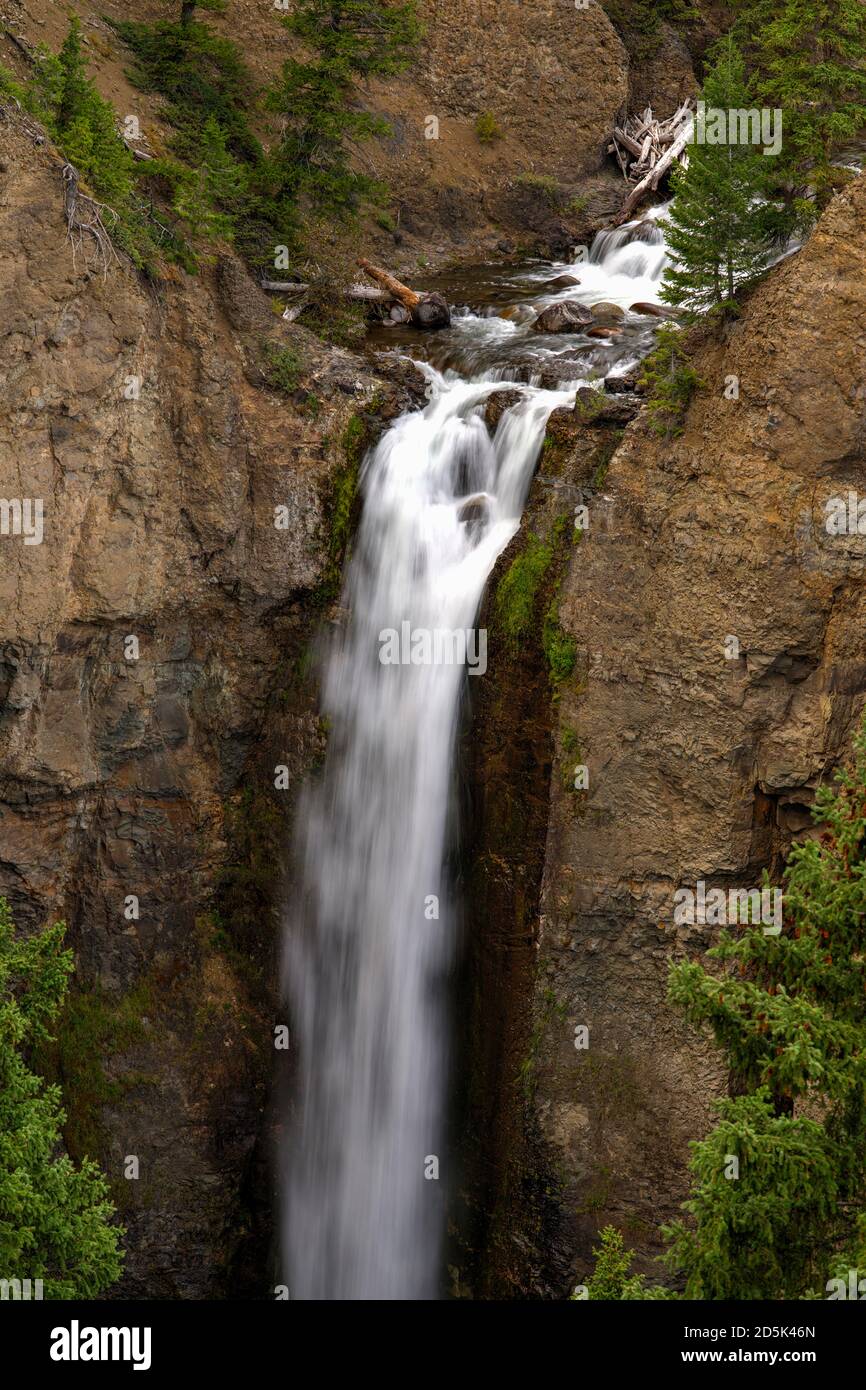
[61,163,120,276]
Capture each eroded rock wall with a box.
[529,176,866,1290]
[0,114,391,1295]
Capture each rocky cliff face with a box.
[0,108,408,1295]
[0,0,683,267]
[7,0,854,1304]
[470,175,866,1294]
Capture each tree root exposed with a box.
[61,163,120,275]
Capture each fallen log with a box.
[357,258,420,310]
[357,258,451,329]
[259,277,389,304]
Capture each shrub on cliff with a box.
[575,1226,674,1300]
[113,6,296,267]
[638,323,702,436]
[268,0,422,219]
[2,17,191,272]
[664,710,866,1298]
[0,899,123,1298]
[40,16,134,208]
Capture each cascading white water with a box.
[282,211,670,1301]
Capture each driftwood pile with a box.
[609,102,694,224]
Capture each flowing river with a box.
[281,209,672,1300]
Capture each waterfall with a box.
[282,210,670,1301]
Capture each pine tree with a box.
[734,0,866,206]
[664,711,866,1299]
[0,900,123,1298]
[51,17,134,207]
[577,1226,674,1300]
[172,116,246,241]
[660,35,772,318]
[269,0,421,217]
[56,15,90,132]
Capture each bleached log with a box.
[260,278,310,293]
[614,126,643,159]
[614,114,693,223]
[260,278,388,304]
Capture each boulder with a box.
[604,372,639,393]
[457,493,490,532]
[533,300,594,334]
[590,301,626,323]
[484,389,524,431]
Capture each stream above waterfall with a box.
[366,203,672,383]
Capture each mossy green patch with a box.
[495,533,554,655]
[215,786,284,977]
[33,981,156,1166]
[320,412,373,599]
[517,987,569,1101]
[542,595,577,685]
[263,343,303,393]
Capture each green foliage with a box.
[495,533,554,655]
[321,413,371,596]
[3,18,188,273]
[34,982,153,1167]
[475,111,503,143]
[601,0,698,58]
[578,1226,674,1300]
[180,0,227,22]
[515,172,561,206]
[664,710,866,1298]
[263,343,304,393]
[114,13,257,162]
[639,323,701,437]
[269,0,421,220]
[216,788,284,967]
[0,899,123,1298]
[663,1091,838,1298]
[296,277,368,347]
[734,0,866,208]
[542,598,577,685]
[172,115,247,241]
[661,37,772,318]
[48,17,134,207]
[113,9,296,267]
